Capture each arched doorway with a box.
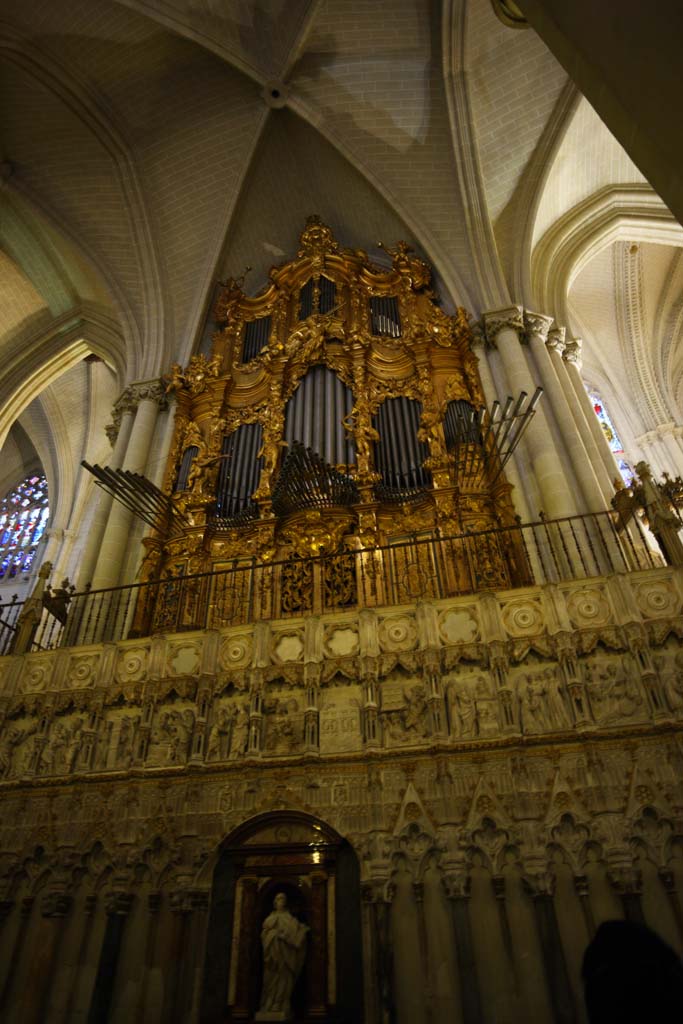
[200,811,363,1023]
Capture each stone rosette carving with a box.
[500,598,544,637]
[67,655,97,688]
[633,580,680,618]
[566,587,612,628]
[220,634,253,670]
[116,647,149,683]
[377,615,418,652]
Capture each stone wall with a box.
[0,565,682,1021]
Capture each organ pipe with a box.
[284,365,354,466]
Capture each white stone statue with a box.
[256,892,309,1021]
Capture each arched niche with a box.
[200,811,363,1023]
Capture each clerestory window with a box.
[0,474,50,579]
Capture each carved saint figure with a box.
[257,893,309,1020]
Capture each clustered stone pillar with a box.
[471,325,533,523]
[483,306,578,519]
[560,339,621,490]
[637,424,683,477]
[88,380,167,590]
[525,313,607,513]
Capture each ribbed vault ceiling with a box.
[0,0,681,511]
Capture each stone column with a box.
[168,888,210,1024]
[528,877,576,1024]
[17,891,72,1024]
[390,864,428,1024]
[561,340,621,488]
[484,306,577,519]
[91,380,166,590]
[233,876,258,1017]
[526,313,608,513]
[361,882,393,1024]
[471,325,532,523]
[77,397,136,589]
[444,875,482,1024]
[88,890,134,1021]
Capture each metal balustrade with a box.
[0,510,663,655]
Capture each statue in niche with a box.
[256,892,309,1022]
[448,675,497,738]
[158,708,195,763]
[519,677,552,734]
[231,704,249,758]
[41,721,69,774]
[206,705,234,761]
[116,715,139,767]
[660,651,683,711]
[0,725,34,778]
[449,678,478,738]
[64,717,84,772]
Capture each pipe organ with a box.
[153,216,519,590]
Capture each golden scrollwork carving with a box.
[151,216,515,589]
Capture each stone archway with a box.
[199,811,363,1024]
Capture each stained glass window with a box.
[0,474,50,580]
[586,389,634,486]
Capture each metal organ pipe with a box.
[284,365,355,466]
[374,398,431,492]
[216,423,263,519]
[176,446,199,491]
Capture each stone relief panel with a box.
[147,700,196,765]
[445,670,498,739]
[380,675,431,745]
[0,715,38,777]
[206,698,250,761]
[262,692,304,754]
[584,655,648,725]
[319,688,362,754]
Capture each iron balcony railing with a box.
[0,510,664,656]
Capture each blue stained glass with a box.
[586,388,634,487]
[0,474,49,579]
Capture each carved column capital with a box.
[104,890,134,916]
[128,378,168,409]
[547,325,566,354]
[524,310,554,343]
[442,872,470,900]
[563,338,583,369]
[469,320,487,351]
[483,305,524,346]
[41,891,72,918]
[361,880,391,904]
[106,378,167,444]
[169,887,210,914]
